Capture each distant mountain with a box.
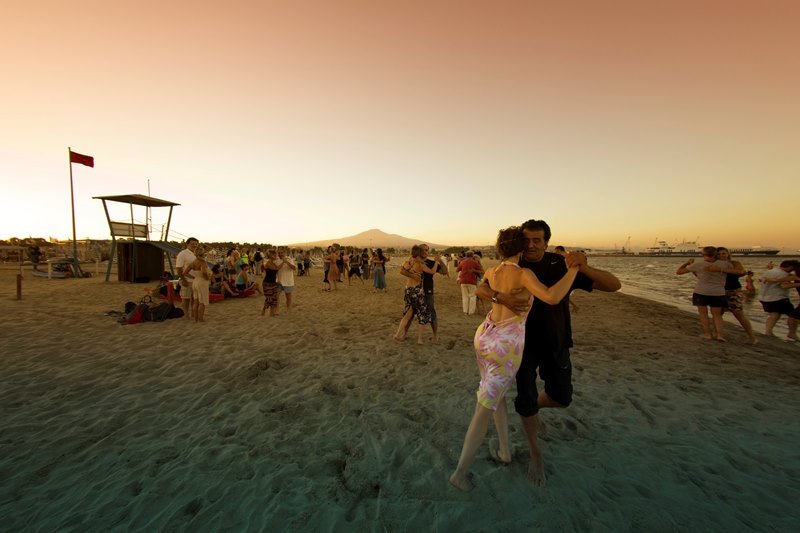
[288,228,449,250]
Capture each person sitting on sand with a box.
[449,226,579,492]
[223,248,235,281]
[676,246,732,341]
[236,263,256,293]
[393,245,439,345]
[210,264,239,299]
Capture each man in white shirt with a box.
[276,247,298,312]
[175,237,199,319]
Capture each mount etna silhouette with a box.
[288,229,449,250]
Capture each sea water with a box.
[585,255,800,338]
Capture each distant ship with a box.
[636,239,780,257]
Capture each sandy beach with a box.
[1,262,798,531]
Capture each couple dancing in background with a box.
[675,246,758,344]
[450,220,621,490]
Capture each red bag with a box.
[125,296,153,325]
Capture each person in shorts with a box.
[276,247,297,312]
[759,260,799,340]
[676,246,732,341]
[475,219,621,486]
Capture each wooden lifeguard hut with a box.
[93,194,182,282]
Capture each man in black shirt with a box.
[476,219,620,486]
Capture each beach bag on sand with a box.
[125,296,153,325]
[147,302,173,322]
[167,306,184,319]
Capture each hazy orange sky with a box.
[2,1,798,250]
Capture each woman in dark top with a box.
[261,249,281,316]
[717,247,756,344]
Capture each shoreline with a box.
[1,264,798,530]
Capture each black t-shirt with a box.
[518,252,593,353]
[422,258,436,294]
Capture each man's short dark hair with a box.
[186,237,199,244]
[521,219,552,242]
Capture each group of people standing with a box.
[320,246,390,292]
[676,247,799,343]
[175,239,297,321]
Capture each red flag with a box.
[69,150,94,168]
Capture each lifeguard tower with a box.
[94,194,182,282]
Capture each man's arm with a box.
[475,279,529,313]
[434,255,448,276]
[399,262,421,282]
[580,263,621,291]
[566,252,621,292]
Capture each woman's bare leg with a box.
[449,403,493,491]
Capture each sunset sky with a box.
[2,1,798,251]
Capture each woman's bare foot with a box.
[448,472,474,492]
[488,448,511,465]
[715,336,727,342]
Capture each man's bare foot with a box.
[701,334,713,340]
[527,453,546,486]
[537,418,548,438]
[715,336,727,342]
[261,308,266,316]
[393,336,405,343]
[448,472,474,492]
[416,338,424,345]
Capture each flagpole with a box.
[68,146,80,277]
[146,178,151,240]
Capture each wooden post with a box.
[17,273,22,300]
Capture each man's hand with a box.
[400,265,421,282]
[565,251,587,269]
[496,290,530,314]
